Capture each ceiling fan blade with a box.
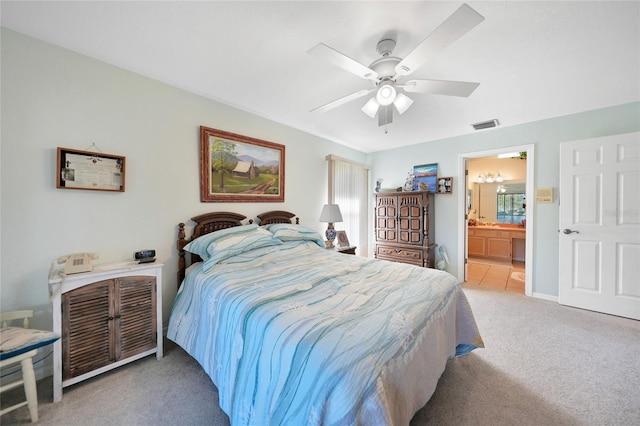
[401,79,480,97]
[361,97,380,118]
[378,105,393,126]
[310,89,374,113]
[395,4,484,77]
[308,43,379,81]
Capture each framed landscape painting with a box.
[200,126,285,202]
[412,163,438,192]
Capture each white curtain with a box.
[327,155,370,256]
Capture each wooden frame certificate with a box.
[57,147,126,192]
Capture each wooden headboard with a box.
[176,210,299,286]
[257,210,300,225]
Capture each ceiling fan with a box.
[308,3,484,126]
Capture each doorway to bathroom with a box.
[457,145,534,296]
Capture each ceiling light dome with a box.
[376,83,396,106]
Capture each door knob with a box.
[562,229,579,234]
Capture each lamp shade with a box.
[319,204,343,223]
[361,97,379,118]
[393,92,413,115]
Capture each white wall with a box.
[368,102,640,297]
[0,29,367,328]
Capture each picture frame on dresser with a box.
[437,177,453,194]
[335,230,350,248]
[412,163,438,192]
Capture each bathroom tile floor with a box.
[466,257,525,294]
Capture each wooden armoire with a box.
[374,191,435,268]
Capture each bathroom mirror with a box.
[472,181,526,224]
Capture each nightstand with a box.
[336,246,357,255]
[48,261,163,402]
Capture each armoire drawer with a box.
[376,244,425,266]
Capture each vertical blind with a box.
[327,155,370,256]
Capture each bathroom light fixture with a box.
[485,173,494,183]
[476,173,486,183]
[495,172,503,182]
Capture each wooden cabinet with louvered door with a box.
[374,191,435,268]
[117,277,156,360]
[50,262,163,402]
[62,276,157,380]
[62,279,111,380]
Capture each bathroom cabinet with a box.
[468,227,525,262]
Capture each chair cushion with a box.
[0,327,60,360]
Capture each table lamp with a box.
[319,204,343,248]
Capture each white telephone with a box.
[55,252,99,275]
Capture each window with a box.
[497,193,526,224]
[326,155,369,255]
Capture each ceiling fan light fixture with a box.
[393,93,413,115]
[376,83,396,106]
[361,97,380,118]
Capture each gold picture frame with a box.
[200,126,285,202]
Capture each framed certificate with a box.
[57,147,126,192]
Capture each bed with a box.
[168,210,483,425]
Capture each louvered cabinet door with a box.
[115,276,156,360]
[62,279,114,380]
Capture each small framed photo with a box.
[437,177,453,194]
[335,230,350,248]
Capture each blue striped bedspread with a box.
[168,241,483,425]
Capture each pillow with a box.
[184,224,282,270]
[265,223,325,248]
[184,224,260,259]
[0,327,60,360]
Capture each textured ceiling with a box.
[2,1,638,153]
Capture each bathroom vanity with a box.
[468,225,526,262]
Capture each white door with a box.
[559,132,640,320]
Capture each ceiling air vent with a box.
[472,119,500,130]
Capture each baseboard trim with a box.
[532,292,559,303]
